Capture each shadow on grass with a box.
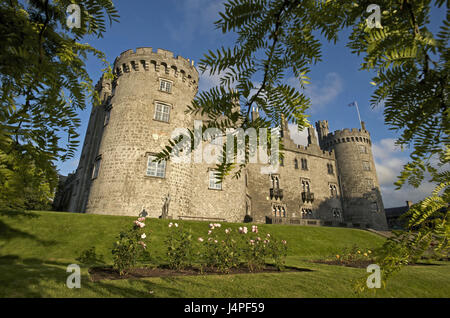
[0,220,57,246]
[0,255,184,297]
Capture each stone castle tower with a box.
[54,47,388,230]
[68,48,199,218]
[316,120,387,229]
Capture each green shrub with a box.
[200,226,241,273]
[197,224,288,273]
[76,246,104,265]
[111,217,149,275]
[165,222,194,270]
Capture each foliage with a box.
[265,234,288,270]
[0,142,57,210]
[0,0,119,208]
[200,224,241,273]
[165,222,194,270]
[198,224,288,272]
[333,245,375,265]
[111,217,148,275]
[76,246,105,265]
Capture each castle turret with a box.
[316,120,388,230]
[315,120,329,149]
[84,47,199,218]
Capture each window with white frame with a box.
[159,79,172,93]
[154,102,170,122]
[209,170,222,190]
[146,155,166,178]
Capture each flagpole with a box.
[355,101,362,129]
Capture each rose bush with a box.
[112,216,149,275]
[165,222,194,270]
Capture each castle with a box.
[53,47,388,231]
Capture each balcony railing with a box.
[270,188,283,199]
[301,191,314,202]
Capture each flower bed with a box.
[313,246,376,268]
[102,217,290,277]
[88,264,311,282]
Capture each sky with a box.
[55,0,446,208]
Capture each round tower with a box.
[317,121,388,230]
[85,47,199,218]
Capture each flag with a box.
[348,101,357,107]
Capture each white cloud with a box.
[288,72,344,113]
[198,68,224,92]
[371,138,436,208]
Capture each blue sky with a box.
[56,0,446,208]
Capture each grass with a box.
[0,210,449,298]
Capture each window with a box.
[294,159,298,169]
[280,157,284,166]
[154,102,170,122]
[332,208,341,218]
[302,180,310,193]
[92,157,101,179]
[301,208,313,218]
[366,179,373,188]
[209,170,222,190]
[359,145,367,154]
[363,161,371,171]
[146,155,166,178]
[272,205,286,217]
[301,158,308,170]
[327,163,334,174]
[371,202,378,212]
[104,109,111,126]
[330,184,337,197]
[159,79,172,93]
[271,175,280,188]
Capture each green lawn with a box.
[0,210,449,298]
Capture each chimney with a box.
[361,121,366,131]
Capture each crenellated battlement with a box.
[320,127,372,149]
[112,47,198,89]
